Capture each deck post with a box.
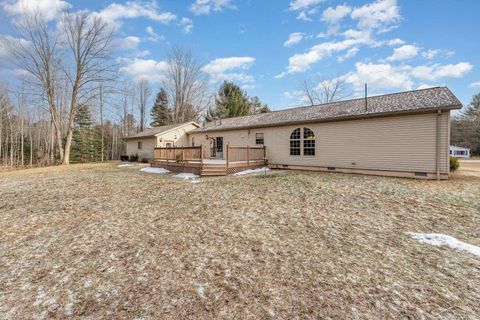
[247,145,250,166]
[182,149,185,162]
[226,144,229,168]
[200,144,204,175]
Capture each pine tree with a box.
[150,88,171,127]
[249,96,270,114]
[71,105,101,163]
[213,81,251,119]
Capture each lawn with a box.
[1,163,479,319]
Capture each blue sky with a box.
[1,0,479,111]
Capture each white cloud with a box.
[119,58,169,82]
[351,0,400,31]
[337,47,359,62]
[409,62,473,81]
[277,36,372,77]
[386,38,404,46]
[284,32,305,47]
[321,5,351,24]
[289,0,323,21]
[0,34,30,59]
[344,61,473,93]
[2,0,71,21]
[422,49,439,60]
[94,1,177,29]
[180,17,193,33]
[289,0,324,11]
[189,0,235,15]
[470,81,480,88]
[201,56,255,84]
[387,44,419,61]
[417,83,434,90]
[345,62,413,91]
[115,36,141,50]
[146,26,164,42]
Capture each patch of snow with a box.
[197,286,205,299]
[140,167,170,174]
[174,173,200,180]
[406,233,480,257]
[117,164,132,167]
[234,167,269,176]
[84,280,92,288]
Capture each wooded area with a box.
[451,93,480,156]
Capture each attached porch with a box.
[151,145,267,176]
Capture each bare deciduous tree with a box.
[163,47,208,124]
[298,77,349,106]
[6,10,115,164]
[137,79,151,131]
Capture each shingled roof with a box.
[125,122,199,139]
[194,87,461,133]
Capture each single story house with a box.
[132,87,462,179]
[450,145,471,158]
[125,122,199,161]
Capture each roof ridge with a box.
[213,87,448,122]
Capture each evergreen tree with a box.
[249,96,271,114]
[214,81,251,119]
[150,88,171,127]
[71,105,101,163]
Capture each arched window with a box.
[290,128,301,155]
[289,127,316,156]
[303,127,315,156]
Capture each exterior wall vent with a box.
[415,172,428,177]
[327,167,336,171]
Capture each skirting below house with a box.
[268,163,449,180]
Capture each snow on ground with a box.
[174,173,199,179]
[407,233,480,257]
[173,173,201,183]
[139,167,170,174]
[117,164,132,167]
[234,167,270,176]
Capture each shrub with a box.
[129,154,138,162]
[450,156,460,172]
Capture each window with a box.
[303,127,315,156]
[138,141,143,149]
[255,133,264,145]
[290,128,301,155]
[289,127,315,156]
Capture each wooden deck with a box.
[151,146,267,176]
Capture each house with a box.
[450,145,471,158]
[149,87,461,179]
[125,122,199,161]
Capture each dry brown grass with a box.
[1,162,479,319]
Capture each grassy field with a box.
[1,162,479,319]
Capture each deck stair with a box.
[200,165,227,176]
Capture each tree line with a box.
[150,81,270,127]
[451,93,480,156]
[0,9,270,167]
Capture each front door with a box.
[215,137,223,158]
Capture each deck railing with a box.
[226,145,266,167]
[154,146,203,163]
[154,145,266,170]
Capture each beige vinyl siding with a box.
[126,137,156,160]
[156,123,198,147]
[189,112,450,174]
[126,123,199,160]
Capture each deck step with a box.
[201,172,227,176]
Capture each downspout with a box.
[436,110,441,180]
